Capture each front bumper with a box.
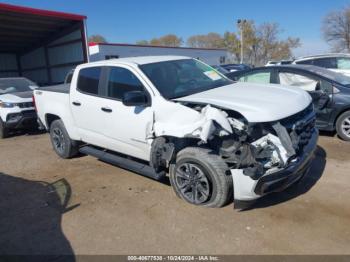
[232,128,318,209]
[4,110,38,129]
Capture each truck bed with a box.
[38,84,70,94]
[34,83,71,131]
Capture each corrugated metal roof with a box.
[0,3,86,53]
[0,3,86,20]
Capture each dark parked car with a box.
[210,65,230,75]
[221,63,251,72]
[227,65,350,140]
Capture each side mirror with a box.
[122,91,149,107]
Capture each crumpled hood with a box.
[174,82,312,123]
[0,91,33,103]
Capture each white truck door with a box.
[70,66,115,147]
[92,66,153,161]
[70,65,153,161]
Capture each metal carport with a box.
[0,3,88,85]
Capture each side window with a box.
[337,58,350,69]
[295,59,314,65]
[105,55,119,60]
[278,72,318,91]
[107,67,144,100]
[77,67,101,95]
[239,71,271,84]
[313,58,337,68]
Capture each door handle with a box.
[101,107,112,113]
[72,101,81,106]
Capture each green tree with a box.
[256,23,300,65]
[147,34,183,47]
[221,21,300,65]
[134,22,300,66]
[136,40,149,45]
[187,33,224,48]
[222,31,241,60]
[149,38,162,46]
[88,34,107,43]
[160,34,183,47]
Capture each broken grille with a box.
[280,103,316,153]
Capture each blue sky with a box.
[2,0,350,56]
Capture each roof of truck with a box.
[86,56,191,66]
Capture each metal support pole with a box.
[237,19,246,64]
[240,24,244,64]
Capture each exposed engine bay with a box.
[150,102,315,180]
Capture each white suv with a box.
[293,54,350,77]
[0,77,38,138]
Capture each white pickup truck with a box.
[34,56,318,209]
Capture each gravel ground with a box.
[0,132,349,255]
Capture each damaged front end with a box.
[151,102,318,207]
[216,121,299,180]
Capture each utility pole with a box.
[237,19,246,64]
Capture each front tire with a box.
[49,119,79,158]
[336,111,350,141]
[0,119,8,139]
[169,147,232,208]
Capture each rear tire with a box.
[169,147,232,208]
[0,119,8,139]
[336,111,350,141]
[49,119,79,158]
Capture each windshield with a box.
[0,78,37,94]
[139,59,233,99]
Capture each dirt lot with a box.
[0,132,350,255]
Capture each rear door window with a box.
[295,59,314,65]
[313,58,337,68]
[77,67,102,95]
[238,71,271,84]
